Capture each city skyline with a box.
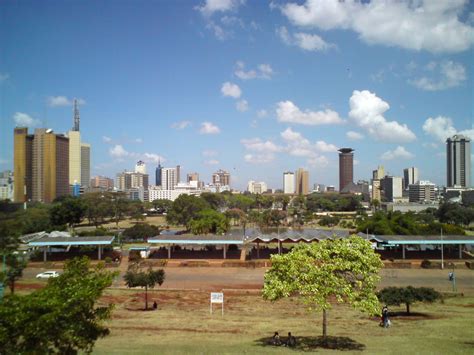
[1,1,473,190]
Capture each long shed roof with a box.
[28,236,115,247]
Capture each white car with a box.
[36,271,60,279]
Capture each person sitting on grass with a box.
[286,332,297,347]
[271,332,282,346]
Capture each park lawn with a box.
[92,289,474,354]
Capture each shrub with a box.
[104,256,112,264]
[421,259,432,269]
[128,250,142,263]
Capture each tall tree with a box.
[166,194,209,226]
[263,236,383,338]
[50,196,86,229]
[0,257,116,354]
[124,263,165,310]
[189,209,230,235]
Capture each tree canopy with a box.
[263,236,383,337]
[0,257,116,354]
[124,263,165,309]
[377,286,442,314]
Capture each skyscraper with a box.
[13,127,33,202]
[295,168,309,195]
[283,171,295,194]
[161,167,179,190]
[68,130,81,185]
[187,172,199,182]
[212,169,230,187]
[403,167,419,190]
[446,135,471,187]
[81,143,90,187]
[155,160,162,186]
[338,148,354,192]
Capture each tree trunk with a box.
[145,285,148,310]
[322,309,328,338]
[9,280,15,295]
[406,302,410,314]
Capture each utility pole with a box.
[441,228,444,270]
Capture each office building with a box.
[372,166,385,180]
[161,167,179,190]
[381,176,403,202]
[135,160,146,174]
[403,167,419,190]
[338,148,354,192]
[13,127,33,202]
[0,171,13,201]
[68,130,81,185]
[247,180,267,194]
[371,165,385,202]
[446,135,471,187]
[295,168,309,195]
[115,171,148,191]
[155,160,162,186]
[409,181,435,203]
[212,169,230,187]
[81,143,90,187]
[283,171,295,194]
[90,176,114,190]
[187,172,199,182]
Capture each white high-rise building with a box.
[247,180,267,194]
[161,167,178,190]
[283,171,295,194]
[403,167,419,190]
[135,160,146,174]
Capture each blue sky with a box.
[1,0,473,190]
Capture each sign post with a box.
[210,292,224,316]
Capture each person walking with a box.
[382,305,390,328]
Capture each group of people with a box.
[271,332,297,347]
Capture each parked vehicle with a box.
[36,271,59,279]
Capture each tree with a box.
[3,253,27,294]
[263,236,383,338]
[151,199,173,214]
[50,196,86,229]
[166,194,209,226]
[377,286,442,314]
[200,193,226,211]
[122,223,161,241]
[188,209,230,235]
[124,263,165,310]
[0,257,116,354]
[82,193,112,227]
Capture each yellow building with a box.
[296,168,309,195]
[68,130,81,185]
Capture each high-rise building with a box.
[81,143,90,187]
[371,165,384,202]
[161,167,179,190]
[155,160,162,186]
[283,171,295,194]
[338,148,354,192]
[403,167,419,190]
[187,172,199,183]
[90,175,114,190]
[68,130,81,185]
[212,169,230,187]
[372,166,385,180]
[247,180,267,194]
[115,171,148,191]
[13,127,33,202]
[135,160,146,174]
[0,171,14,201]
[295,168,309,195]
[381,176,403,202]
[446,135,471,187]
[409,181,435,202]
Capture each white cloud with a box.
[244,153,275,164]
[280,0,474,53]
[0,73,9,82]
[205,159,220,165]
[199,121,221,134]
[346,131,364,140]
[171,120,192,130]
[314,140,338,152]
[307,155,329,168]
[202,150,218,157]
[349,90,416,143]
[47,96,86,107]
[234,61,274,80]
[280,127,336,161]
[236,99,249,112]
[109,145,129,158]
[276,100,343,125]
[277,26,334,52]
[241,138,282,153]
[143,153,165,164]
[257,109,268,118]
[410,61,467,91]
[381,146,415,160]
[221,81,242,98]
[102,136,112,143]
[206,21,228,40]
[13,112,40,127]
[423,116,474,142]
[196,0,244,16]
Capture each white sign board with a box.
[210,292,224,315]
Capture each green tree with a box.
[189,209,230,235]
[274,195,290,211]
[82,193,112,227]
[124,263,165,309]
[151,199,173,214]
[166,194,209,226]
[0,257,116,354]
[227,194,254,212]
[377,286,442,314]
[200,192,226,211]
[122,223,161,241]
[50,196,86,229]
[2,253,27,294]
[263,236,383,338]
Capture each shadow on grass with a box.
[255,336,365,352]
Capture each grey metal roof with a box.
[148,234,244,245]
[373,234,474,245]
[28,236,115,246]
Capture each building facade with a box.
[212,169,230,187]
[155,161,162,186]
[295,168,309,195]
[446,135,471,187]
[161,167,179,190]
[135,160,146,174]
[68,130,81,185]
[408,180,435,203]
[381,176,403,202]
[283,171,295,194]
[338,148,354,192]
[90,175,114,190]
[403,167,419,190]
[81,143,90,187]
[247,180,267,194]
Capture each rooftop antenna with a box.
[73,98,80,131]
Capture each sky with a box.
[1,0,473,190]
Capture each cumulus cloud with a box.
[257,109,268,118]
[410,61,467,91]
[102,136,112,143]
[380,146,415,160]
[13,112,40,127]
[143,153,165,164]
[205,159,220,165]
[349,90,416,143]
[199,122,221,134]
[276,100,343,125]
[221,82,242,98]
[281,127,337,160]
[279,0,474,53]
[236,99,249,112]
[423,116,474,142]
[277,26,334,51]
[47,96,86,107]
[241,138,282,153]
[346,131,364,140]
[196,0,244,16]
[244,153,275,164]
[109,144,129,158]
[234,61,274,80]
[171,120,192,130]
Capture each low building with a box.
[409,180,435,203]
